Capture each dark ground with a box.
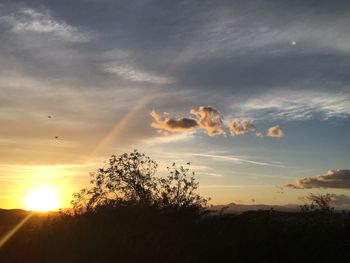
[0,207,349,263]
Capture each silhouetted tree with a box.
[300,193,335,215]
[72,151,159,213]
[72,150,208,214]
[158,163,209,213]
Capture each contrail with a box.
[192,153,285,168]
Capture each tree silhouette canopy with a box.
[72,150,209,214]
[300,193,335,215]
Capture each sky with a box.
[0,0,349,209]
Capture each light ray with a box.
[88,91,155,158]
[0,212,34,248]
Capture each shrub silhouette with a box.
[300,193,335,216]
[72,150,209,214]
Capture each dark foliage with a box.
[71,150,209,215]
[300,193,335,216]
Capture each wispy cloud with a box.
[200,172,224,177]
[104,63,174,84]
[235,90,350,121]
[200,184,273,188]
[192,153,285,168]
[140,132,195,146]
[0,8,92,42]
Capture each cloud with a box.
[228,119,255,136]
[190,106,225,136]
[104,63,174,84]
[234,90,350,121]
[0,8,91,42]
[267,125,284,138]
[140,132,194,146]
[256,132,264,138]
[285,169,350,189]
[150,106,225,137]
[192,153,285,168]
[150,110,198,132]
[151,106,283,140]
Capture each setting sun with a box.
[24,187,60,212]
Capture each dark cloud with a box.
[285,169,350,189]
[150,111,198,132]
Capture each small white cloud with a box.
[256,132,264,138]
[267,125,284,138]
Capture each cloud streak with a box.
[104,63,174,84]
[192,153,285,168]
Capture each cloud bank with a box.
[285,169,350,189]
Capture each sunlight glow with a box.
[24,187,60,212]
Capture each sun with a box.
[24,187,61,212]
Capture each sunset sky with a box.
[0,0,349,209]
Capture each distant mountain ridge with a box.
[210,202,350,214]
[210,203,299,214]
